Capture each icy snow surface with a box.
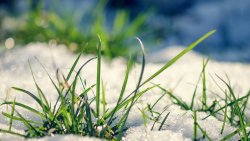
[0,43,249,141]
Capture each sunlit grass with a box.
[144,59,250,140]
[3,31,246,141]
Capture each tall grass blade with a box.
[117,37,146,140]
[190,59,209,110]
[220,92,228,134]
[101,80,106,117]
[194,110,198,141]
[141,30,216,86]
[8,98,16,131]
[107,57,133,124]
[66,50,83,81]
[96,38,102,119]
[202,59,208,110]
[28,60,49,108]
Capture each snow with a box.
[0,43,249,140]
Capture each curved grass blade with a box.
[158,112,170,131]
[35,57,63,103]
[1,101,45,118]
[117,37,146,140]
[28,60,49,108]
[11,87,45,109]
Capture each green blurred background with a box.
[1,0,250,62]
[0,0,159,58]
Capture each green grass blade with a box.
[96,38,102,119]
[35,58,63,100]
[196,123,212,141]
[138,107,147,128]
[2,101,45,118]
[158,112,170,131]
[11,87,44,108]
[101,80,106,117]
[70,76,78,132]
[53,57,96,115]
[117,38,146,140]
[151,106,169,131]
[150,87,167,109]
[66,50,83,81]
[216,75,248,140]
[220,92,228,134]
[15,110,40,137]
[8,98,16,131]
[190,59,209,110]
[119,30,216,108]
[2,112,42,124]
[156,85,190,110]
[219,122,250,141]
[107,85,158,120]
[84,93,94,136]
[202,59,208,110]
[107,57,132,124]
[141,30,216,86]
[28,60,49,108]
[194,110,198,141]
[0,128,25,137]
[203,90,250,120]
[240,95,249,119]
[78,84,96,98]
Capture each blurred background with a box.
[0,0,249,62]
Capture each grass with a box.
[151,60,250,140]
[0,29,249,140]
[1,0,151,59]
[3,29,249,141]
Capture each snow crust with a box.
[0,43,249,140]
